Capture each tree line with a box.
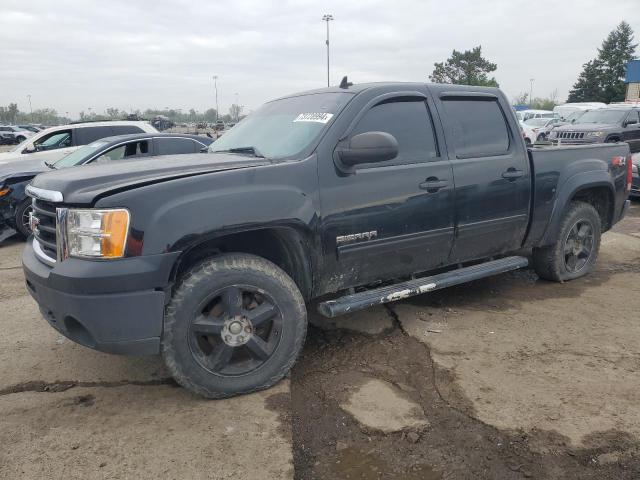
[428,21,637,106]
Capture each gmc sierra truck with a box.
[22,81,632,398]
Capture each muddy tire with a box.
[14,198,33,238]
[162,253,307,398]
[532,201,601,282]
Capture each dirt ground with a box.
[0,201,639,479]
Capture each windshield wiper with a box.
[44,160,55,169]
[213,146,266,158]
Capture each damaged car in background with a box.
[0,133,213,240]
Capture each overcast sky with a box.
[1,0,638,118]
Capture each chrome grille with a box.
[557,131,585,139]
[31,198,57,261]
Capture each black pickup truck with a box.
[22,82,632,398]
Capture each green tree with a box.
[567,60,603,102]
[598,21,637,103]
[429,46,499,87]
[567,22,637,103]
[106,107,121,119]
[513,92,529,106]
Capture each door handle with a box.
[419,177,449,192]
[501,168,524,181]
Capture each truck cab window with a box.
[442,98,510,158]
[350,99,438,167]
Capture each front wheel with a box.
[14,199,33,238]
[162,253,307,398]
[532,201,601,282]
[15,135,26,144]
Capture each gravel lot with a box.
[0,172,639,478]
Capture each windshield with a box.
[53,141,108,168]
[565,111,585,123]
[524,118,548,127]
[577,109,627,124]
[209,92,352,160]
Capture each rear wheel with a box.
[15,135,26,144]
[162,253,307,398]
[532,201,601,282]
[14,199,33,238]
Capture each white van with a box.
[553,103,606,121]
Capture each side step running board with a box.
[317,256,528,318]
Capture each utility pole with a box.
[213,76,219,122]
[234,92,239,122]
[529,78,535,107]
[322,14,334,87]
[27,94,32,121]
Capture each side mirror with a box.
[22,144,36,154]
[625,119,638,127]
[338,131,399,167]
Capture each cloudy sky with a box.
[1,0,638,118]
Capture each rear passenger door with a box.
[318,92,456,290]
[435,92,531,262]
[73,126,113,146]
[153,137,202,155]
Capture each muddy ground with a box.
[0,201,639,479]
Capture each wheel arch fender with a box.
[539,171,615,247]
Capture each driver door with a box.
[318,92,455,291]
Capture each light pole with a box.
[234,92,239,121]
[27,94,32,121]
[213,75,219,122]
[322,14,334,87]
[529,78,535,106]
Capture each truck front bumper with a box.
[22,238,179,355]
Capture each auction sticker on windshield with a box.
[293,113,334,123]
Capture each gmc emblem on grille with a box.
[28,211,40,233]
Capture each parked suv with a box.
[0,121,158,165]
[550,106,640,152]
[23,82,632,398]
[0,125,34,144]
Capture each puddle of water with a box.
[332,447,441,480]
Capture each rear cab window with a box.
[440,97,511,158]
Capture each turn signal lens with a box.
[0,187,11,197]
[101,210,130,258]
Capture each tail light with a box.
[627,154,633,192]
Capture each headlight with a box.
[549,131,557,138]
[65,208,130,259]
[586,131,605,137]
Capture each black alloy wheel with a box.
[563,219,595,274]
[188,285,283,376]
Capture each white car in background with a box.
[0,121,157,165]
[0,125,34,144]
[518,109,556,123]
[521,117,566,144]
[553,102,606,121]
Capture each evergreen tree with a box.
[567,60,603,102]
[567,21,637,103]
[430,46,499,87]
[597,21,637,103]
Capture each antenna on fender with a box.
[339,76,353,89]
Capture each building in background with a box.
[626,60,640,102]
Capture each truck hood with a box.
[0,158,48,185]
[30,152,272,204]
[555,123,616,132]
